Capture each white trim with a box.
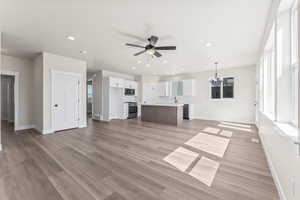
[51,70,81,132]
[42,129,55,135]
[209,76,235,100]
[0,144,2,151]
[258,129,288,200]
[15,124,35,131]
[34,126,43,134]
[79,124,87,128]
[1,70,19,131]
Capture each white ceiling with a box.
[0,0,272,75]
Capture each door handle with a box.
[54,104,58,107]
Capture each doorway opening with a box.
[87,80,93,119]
[1,75,15,133]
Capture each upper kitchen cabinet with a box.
[124,80,138,90]
[171,79,195,96]
[109,77,124,88]
[172,81,183,96]
[182,79,195,96]
[157,82,170,97]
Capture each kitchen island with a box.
[141,104,184,126]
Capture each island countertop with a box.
[141,103,184,107]
[141,104,183,125]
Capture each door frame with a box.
[1,70,19,131]
[51,70,81,132]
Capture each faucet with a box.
[174,96,178,104]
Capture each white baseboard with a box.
[33,126,43,134]
[33,126,54,135]
[15,124,35,131]
[258,130,287,200]
[79,124,87,128]
[42,129,55,135]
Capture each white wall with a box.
[33,54,44,131]
[258,112,300,200]
[158,66,256,123]
[1,55,34,129]
[43,52,87,133]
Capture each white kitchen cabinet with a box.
[157,82,170,96]
[171,81,183,96]
[109,77,124,88]
[131,81,138,90]
[183,79,195,96]
[171,79,195,96]
[124,80,138,89]
[142,83,157,104]
[123,103,128,119]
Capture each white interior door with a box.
[53,71,79,131]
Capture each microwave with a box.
[124,88,135,96]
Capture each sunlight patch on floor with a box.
[220,130,233,138]
[218,124,253,132]
[251,138,260,143]
[189,157,220,187]
[220,121,252,129]
[202,127,220,134]
[163,147,199,172]
[185,132,230,157]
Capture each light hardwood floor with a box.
[0,119,279,200]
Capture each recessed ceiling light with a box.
[163,60,168,64]
[80,50,87,54]
[132,66,136,70]
[137,60,142,64]
[205,42,212,47]
[146,64,151,67]
[66,36,75,41]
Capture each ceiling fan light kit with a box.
[125,35,176,58]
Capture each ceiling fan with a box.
[125,35,176,57]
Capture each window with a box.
[258,0,299,127]
[223,78,234,98]
[88,84,93,98]
[210,77,234,99]
[291,0,298,125]
[261,24,276,118]
[259,58,264,112]
[211,85,221,99]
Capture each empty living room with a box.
[0,0,299,200]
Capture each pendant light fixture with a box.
[209,62,223,86]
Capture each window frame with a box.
[290,0,299,126]
[209,77,235,100]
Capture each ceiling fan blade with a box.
[150,35,159,45]
[134,50,147,56]
[117,31,147,42]
[154,51,162,57]
[155,46,176,50]
[125,43,145,48]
